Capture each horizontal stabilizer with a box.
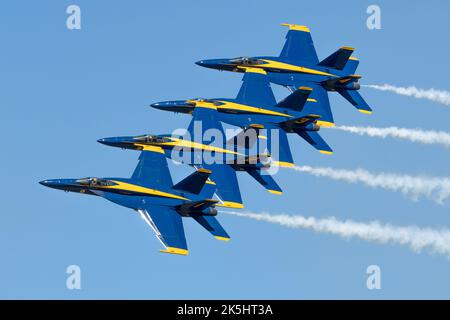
[172,168,211,195]
[337,89,372,114]
[226,124,264,149]
[319,47,354,70]
[175,199,218,215]
[280,114,320,129]
[245,168,282,195]
[276,86,313,111]
[294,129,333,154]
[192,215,230,241]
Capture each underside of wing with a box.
[138,204,188,255]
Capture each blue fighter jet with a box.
[40,151,231,255]
[195,23,372,122]
[99,103,283,210]
[151,67,333,168]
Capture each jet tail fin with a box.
[276,86,314,112]
[267,128,294,167]
[337,89,372,114]
[318,46,355,70]
[192,215,230,241]
[172,168,213,195]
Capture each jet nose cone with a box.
[150,102,162,109]
[39,179,61,188]
[39,180,49,186]
[195,60,205,66]
[97,137,117,146]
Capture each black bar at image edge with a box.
[0,300,448,318]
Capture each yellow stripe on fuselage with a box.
[238,66,267,74]
[163,137,241,155]
[134,144,165,154]
[99,180,189,200]
[216,100,293,118]
[187,100,217,110]
[257,59,338,77]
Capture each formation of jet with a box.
[41,23,371,255]
[98,104,282,209]
[152,67,333,168]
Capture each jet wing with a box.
[131,151,173,189]
[279,24,319,64]
[235,69,277,108]
[138,204,188,255]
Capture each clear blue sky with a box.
[1,0,449,299]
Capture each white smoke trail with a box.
[289,165,450,204]
[222,210,450,258]
[330,125,450,148]
[364,84,450,106]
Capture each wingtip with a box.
[216,201,244,209]
[316,121,335,127]
[319,150,333,155]
[358,109,373,115]
[214,236,231,242]
[268,190,283,195]
[160,247,189,255]
[281,23,310,32]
